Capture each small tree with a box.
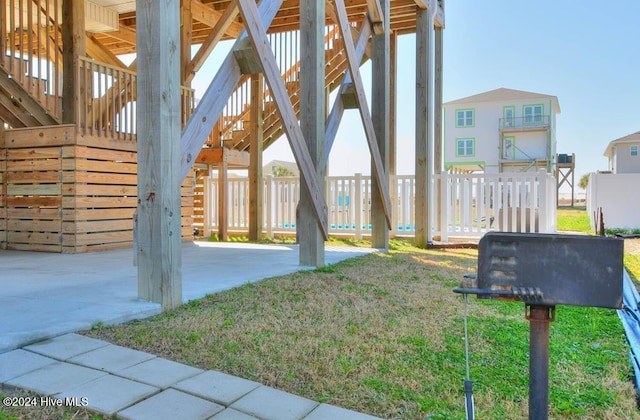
[273,165,295,177]
[579,173,590,190]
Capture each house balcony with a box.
[499,116,550,132]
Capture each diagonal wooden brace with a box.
[324,21,372,166]
[333,0,392,228]
[237,0,329,238]
[180,0,283,180]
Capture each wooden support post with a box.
[298,0,325,266]
[366,0,385,34]
[218,161,228,241]
[415,6,433,248]
[62,0,85,124]
[181,0,192,86]
[434,25,443,235]
[249,73,264,241]
[389,31,397,178]
[136,0,182,310]
[371,0,390,250]
[389,31,398,239]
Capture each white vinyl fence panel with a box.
[587,173,640,230]
[204,170,556,240]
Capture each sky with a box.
[191,1,640,192]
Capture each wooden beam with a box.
[237,0,329,239]
[104,25,137,46]
[334,0,391,228]
[194,147,250,166]
[414,6,433,248]
[86,36,127,68]
[181,0,282,180]
[185,2,240,84]
[366,0,385,34]
[136,0,182,309]
[298,0,325,266]
[62,0,85,124]
[191,0,243,36]
[413,0,445,28]
[323,21,371,165]
[233,38,262,74]
[181,0,193,85]
[248,73,264,241]
[370,0,390,249]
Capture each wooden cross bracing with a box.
[332,0,392,228]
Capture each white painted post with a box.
[266,174,273,238]
[538,169,548,233]
[203,176,211,237]
[355,173,362,240]
[440,172,449,242]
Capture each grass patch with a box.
[79,243,636,419]
[557,207,592,233]
[625,253,640,281]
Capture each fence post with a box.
[203,176,211,238]
[389,174,397,237]
[538,169,548,233]
[355,173,362,240]
[440,172,448,242]
[266,174,273,238]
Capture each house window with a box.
[456,109,474,128]
[503,136,515,159]
[503,106,515,128]
[523,104,543,125]
[456,138,475,157]
[632,145,638,157]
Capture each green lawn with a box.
[81,242,637,419]
[557,206,592,234]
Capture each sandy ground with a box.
[625,238,640,257]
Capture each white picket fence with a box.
[202,169,556,240]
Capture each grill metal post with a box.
[527,305,555,420]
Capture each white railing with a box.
[435,169,556,241]
[203,170,557,240]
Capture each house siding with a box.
[610,143,640,174]
[444,93,558,173]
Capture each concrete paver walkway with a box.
[0,242,380,419]
[1,333,379,419]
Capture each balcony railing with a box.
[76,56,195,140]
[500,115,550,131]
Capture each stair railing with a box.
[1,0,64,121]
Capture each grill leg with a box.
[527,305,555,420]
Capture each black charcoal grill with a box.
[455,232,623,420]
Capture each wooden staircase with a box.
[0,64,59,127]
[209,25,359,157]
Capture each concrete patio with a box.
[0,241,380,419]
